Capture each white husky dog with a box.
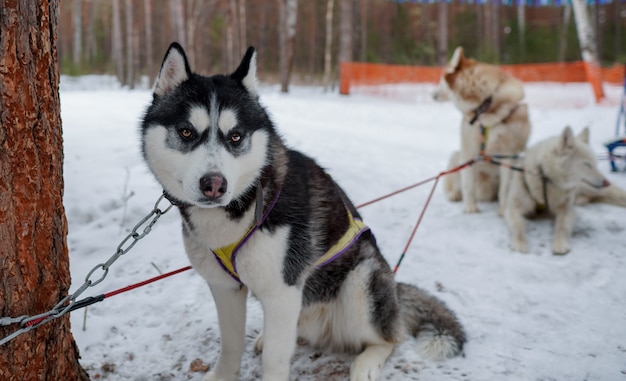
[504,126,613,254]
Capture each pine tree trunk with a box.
[0,1,90,380]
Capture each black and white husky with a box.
[141,43,466,381]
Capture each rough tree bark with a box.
[0,1,90,380]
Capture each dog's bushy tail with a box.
[396,282,466,360]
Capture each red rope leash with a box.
[355,159,475,274]
[393,160,475,273]
[104,266,192,298]
[23,266,194,327]
[356,159,475,210]
[355,176,439,209]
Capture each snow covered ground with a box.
[60,77,626,381]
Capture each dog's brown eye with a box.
[230,132,242,143]
[179,128,194,139]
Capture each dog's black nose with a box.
[199,174,227,198]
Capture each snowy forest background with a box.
[59,0,626,89]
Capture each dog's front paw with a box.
[552,239,570,255]
[463,204,480,214]
[203,371,237,381]
[510,240,528,253]
[350,360,382,381]
[498,203,507,217]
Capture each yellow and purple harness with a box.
[211,188,369,285]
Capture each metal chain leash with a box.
[0,193,174,346]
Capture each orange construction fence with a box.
[340,61,625,101]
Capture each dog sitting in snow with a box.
[141,43,466,381]
[433,46,531,215]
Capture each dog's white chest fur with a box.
[182,207,291,289]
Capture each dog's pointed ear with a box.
[559,126,576,151]
[154,42,192,97]
[446,46,464,73]
[576,127,590,145]
[231,47,259,98]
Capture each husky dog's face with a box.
[141,43,273,208]
[431,46,482,112]
[546,126,610,190]
[432,47,464,102]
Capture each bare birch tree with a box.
[323,0,335,91]
[144,0,154,79]
[170,0,186,47]
[86,2,98,65]
[571,0,605,100]
[517,1,526,58]
[239,0,247,53]
[112,0,124,84]
[338,0,353,65]
[278,0,298,93]
[72,0,82,66]
[226,0,238,70]
[125,0,135,88]
[437,1,448,66]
